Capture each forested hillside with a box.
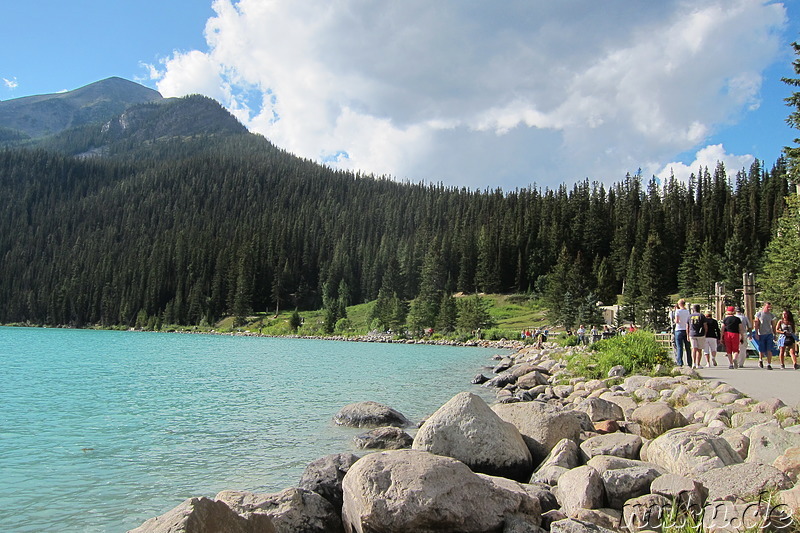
[0,107,791,331]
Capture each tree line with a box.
[0,126,792,333]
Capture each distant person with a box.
[674,299,691,367]
[721,306,745,368]
[688,304,707,369]
[577,324,587,345]
[753,302,777,369]
[591,325,600,343]
[703,311,720,368]
[776,309,798,369]
[734,307,751,368]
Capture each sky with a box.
[2,0,800,191]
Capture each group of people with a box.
[672,299,798,370]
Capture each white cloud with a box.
[3,77,18,89]
[655,144,755,183]
[150,0,788,189]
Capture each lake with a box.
[0,327,503,532]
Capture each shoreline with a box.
[0,322,526,350]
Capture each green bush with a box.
[567,331,670,379]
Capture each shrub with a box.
[567,331,670,379]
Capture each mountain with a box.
[0,77,162,139]
[0,77,248,157]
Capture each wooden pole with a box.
[743,272,756,324]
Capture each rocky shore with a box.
[128,343,800,532]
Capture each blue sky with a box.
[2,1,800,190]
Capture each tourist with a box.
[734,307,751,368]
[776,309,798,370]
[674,299,691,367]
[703,311,720,368]
[753,302,777,369]
[721,306,745,368]
[688,304,707,369]
[591,325,600,343]
[576,324,587,345]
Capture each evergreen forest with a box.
[0,127,793,332]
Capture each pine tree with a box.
[760,195,800,310]
[636,234,671,330]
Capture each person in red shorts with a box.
[721,306,746,368]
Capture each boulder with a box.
[517,370,550,389]
[550,518,616,532]
[696,426,749,461]
[353,426,412,450]
[773,446,800,483]
[216,488,342,533]
[598,392,638,418]
[570,509,622,531]
[730,411,772,429]
[493,402,583,466]
[341,450,541,533]
[621,493,671,532]
[593,420,619,434]
[649,473,708,509]
[471,373,489,384]
[646,428,742,476]
[333,401,410,428]
[629,402,688,439]
[127,497,275,533]
[585,455,664,475]
[579,433,642,461]
[412,392,533,481]
[531,464,569,486]
[601,466,662,510]
[575,398,624,422]
[298,453,360,513]
[752,398,787,415]
[696,463,791,503]
[743,421,800,465]
[553,465,605,516]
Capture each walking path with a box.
[695,355,800,406]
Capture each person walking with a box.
[776,309,798,369]
[688,304,707,369]
[673,299,691,367]
[721,306,745,368]
[704,311,720,368]
[754,302,777,369]
[735,307,752,368]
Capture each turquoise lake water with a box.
[0,327,502,532]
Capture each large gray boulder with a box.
[333,401,410,427]
[629,402,688,439]
[493,401,584,466]
[646,428,742,476]
[650,473,709,508]
[353,426,413,450]
[575,398,624,422]
[216,488,342,533]
[341,450,542,533]
[552,465,605,517]
[600,466,662,510]
[743,421,800,465]
[298,453,360,513]
[696,463,792,503]
[531,438,581,485]
[127,497,275,533]
[412,392,533,481]
[696,426,750,461]
[579,433,642,461]
[621,494,670,532]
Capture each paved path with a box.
[694,355,800,406]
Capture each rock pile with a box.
[129,343,800,532]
